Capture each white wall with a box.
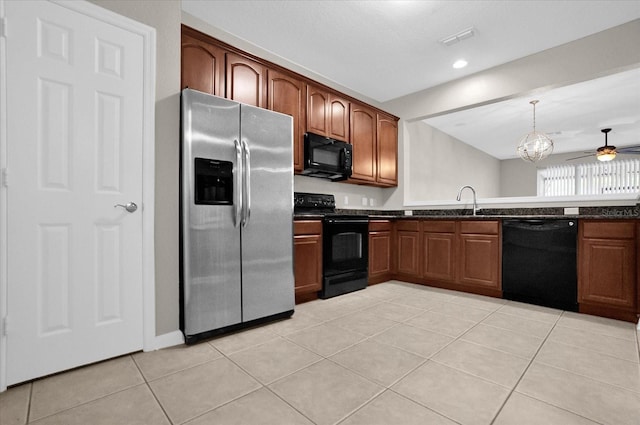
[406,122,500,202]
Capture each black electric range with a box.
[294,192,369,298]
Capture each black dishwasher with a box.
[502,219,578,311]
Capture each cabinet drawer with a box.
[422,220,455,233]
[582,221,635,239]
[294,220,322,235]
[369,220,392,232]
[460,221,499,235]
[396,220,419,231]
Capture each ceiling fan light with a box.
[596,150,616,162]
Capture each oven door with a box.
[323,216,369,276]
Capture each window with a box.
[537,159,640,196]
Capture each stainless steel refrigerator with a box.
[180,88,294,344]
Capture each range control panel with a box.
[294,192,335,211]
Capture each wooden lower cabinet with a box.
[395,221,420,281]
[392,219,501,297]
[458,221,501,291]
[369,220,393,284]
[579,220,637,321]
[294,220,322,303]
[422,221,456,282]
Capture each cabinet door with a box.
[458,234,500,289]
[268,69,306,172]
[306,85,328,136]
[369,231,391,280]
[397,231,420,277]
[328,94,350,142]
[350,103,377,182]
[422,232,456,282]
[377,113,398,186]
[579,238,636,309]
[294,234,322,296]
[181,31,225,96]
[226,52,266,108]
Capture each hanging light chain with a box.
[530,100,539,132]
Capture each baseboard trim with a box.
[151,330,184,351]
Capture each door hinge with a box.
[1,316,7,337]
[1,168,7,187]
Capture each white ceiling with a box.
[182,0,640,159]
[424,68,640,159]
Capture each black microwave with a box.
[302,132,352,181]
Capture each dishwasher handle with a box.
[502,219,576,230]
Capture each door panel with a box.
[350,104,377,182]
[240,105,294,321]
[181,31,225,95]
[268,70,305,172]
[226,53,266,108]
[181,90,242,335]
[5,0,144,385]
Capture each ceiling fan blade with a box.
[566,154,595,161]
[617,145,640,153]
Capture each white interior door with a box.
[4,0,145,385]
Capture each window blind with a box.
[537,159,640,196]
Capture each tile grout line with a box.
[485,309,609,425]
[25,354,147,424]
[130,353,175,425]
[25,382,33,424]
[486,310,563,425]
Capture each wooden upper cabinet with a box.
[268,69,306,172]
[180,25,398,189]
[377,113,398,186]
[306,85,350,142]
[306,85,329,136]
[328,94,350,142]
[350,103,377,182]
[226,52,266,108]
[181,30,225,96]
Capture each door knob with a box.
[114,202,138,213]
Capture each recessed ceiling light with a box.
[453,59,468,69]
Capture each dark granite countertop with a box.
[294,205,639,220]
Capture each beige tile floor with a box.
[2,281,640,425]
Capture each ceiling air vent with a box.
[439,27,475,47]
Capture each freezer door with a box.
[181,89,242,336]
[240,105,295,321]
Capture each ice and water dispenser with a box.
[194,158,233,205]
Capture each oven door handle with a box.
[325,218,369,224]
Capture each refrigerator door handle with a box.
[241,139,251,227]
[234,139,243,227]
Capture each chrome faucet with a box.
[456,185,479,216]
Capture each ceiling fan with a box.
[567,128,640,161]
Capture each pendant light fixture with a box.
[517,100,554,162]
